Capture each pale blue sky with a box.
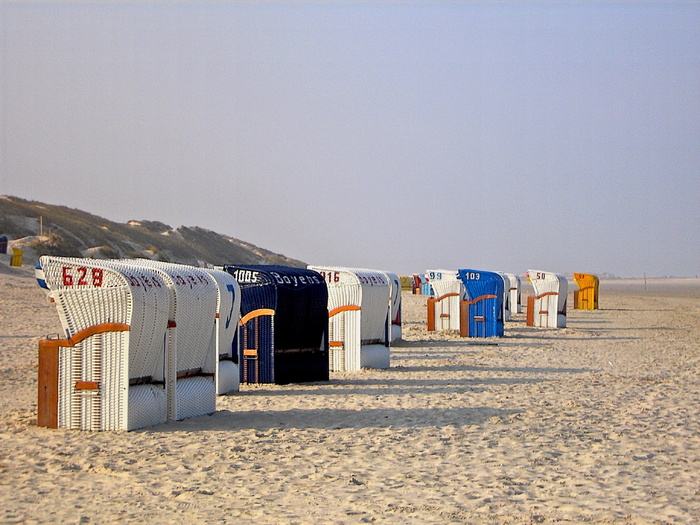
[1,2,698,277]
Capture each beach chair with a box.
[383,271,402,342]
[113,260,221,421]
[573,273,599,310]
[506,273,522,314]
[224,265,329,384]
[201,268,241,394]
[457,269,504,338]
[526,270,568,328]
[398,275,413,292]
[309,266,391,371]
[425,270,462,332]
[37,257,170,431]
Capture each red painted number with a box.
[62,266,73,286]
[62,266,103,287]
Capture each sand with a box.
[1,265,699,524]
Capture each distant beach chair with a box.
[498,272,522,319]
[411,273,423,295]
[457,269,504,338]
[10,247,23,267]
[309,266,392,371]
[509,273,522,314]
[573,273,599,310]
[526,270,568,328]
[425,270,462,332]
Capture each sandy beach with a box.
[1,264,699,524]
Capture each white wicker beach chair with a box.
[426,270,462,332]
[38,256,170,431]
[381,271,402,342]
[309,266,391,371]
[505,273,522,314]
[114,260,219,421]
[527,270,568,328]
[202,268,241,394]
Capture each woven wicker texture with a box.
[113,260,219,420]
[360,344,390,369]
[573,273,599,310]
[382,271,402,341]
[457,269,505,338]
[202,268,241,394]
[426,270,462,332]
[224,266,276,383]
[528,270,568,328]
[224,265,329,384]
[40,256,170,430]
[311,266,364,371]
[500,272,522,316]
[310,266,391,371]
[175,376,216,421]
[128,384,168,430]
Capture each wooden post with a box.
[459,301,469,337]
[427,298,436,331]
[526,296,535,326]
[37,341,60,428]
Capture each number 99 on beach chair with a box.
[425,270,462,332]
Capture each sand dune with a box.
[1,266,699,523]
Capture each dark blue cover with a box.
[224,265,329,384]
[457,269,504,337]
